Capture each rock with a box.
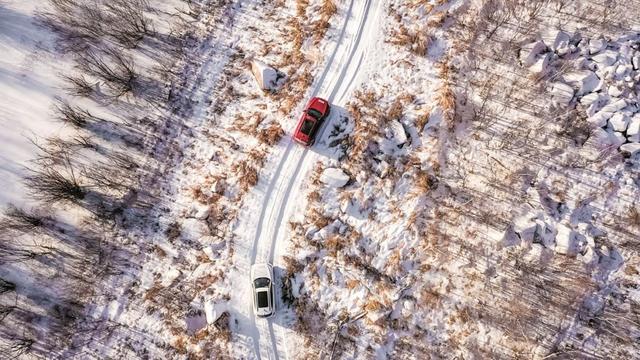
[520,41,547,67]
[563,70,600,95]
[611,131,626,147]
[615,64,632,79]
[251,60,285,91]
[588,38,607,54]
[550,82,574,104]
[633,52,640,70]
[555,224,576,255]
[588,99,627,127]
[181,218,210,241]
[388,120,407,146]
[320,168,350,187]
[542,29,571,52]
[592,50,618,66]
[608,86,624,97]
[620,143,640,155]
[204,300,227,324]
[529,53,550,75]
[513,216,537,243]
[609,113,629,132]
[194,206,210,220]
[627,115,640,136]
[579,92,601,107]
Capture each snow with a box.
[2,0,640,359]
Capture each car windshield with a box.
[300,118,315,135]
[307,108,322,119]
[257,290,269,308]
[254,277,270,288]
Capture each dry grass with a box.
[388,25,433,56]
[627,206,640,228]
[257,122,284,146]
[232,160,258,193]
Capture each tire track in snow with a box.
[257,0,380,359]
[245,0,360,358]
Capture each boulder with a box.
[608,86,624,97]
[633,52,640,70]
[608,113,629,132]
[513,216,537,243]
[592,50,618,66]
[388,120,407,146]
[620,143,640,155]
[627,115,640,136]
[588,99,627,127]
[320,168,350,188]
[542,29,571,52]
[579,92,601,107]
[588,38,607,54]
[251,60,285,91]
[563,70,600,95]
[615,64,632,79]
[520,41,547,67]
[550,82,574,104]
[204,300,227,324]
[529,53,551,75]
[555,224,577,255]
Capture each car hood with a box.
[251,263,271,279]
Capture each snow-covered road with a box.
[229,0,385,358]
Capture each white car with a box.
[250,263,275,318]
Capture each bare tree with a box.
[77,48,137,97]
[24,153,86,205]
[104,0,153,48]
[0,205,53,234]
[61,74,95,97]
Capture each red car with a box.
[293,97,331,146]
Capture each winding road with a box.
[231,0,384,358]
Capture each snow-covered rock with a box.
[181,218,210,241]
[542,29,571,52]
[633,52,640,70]
[550,82,574,104]
[204,300,227,324]
[592,50,618,66]
[588,99,627,127]
[588,38,607,54]
[555,224,576,255]
[608,113,629,132]
[608,85,624,97]
[513,216,537,243]
[620,143,640,155]
[194,205,210,220]
[615,64,632,79]
[251,60,284,91]
[520,41,547,67]
[320,168,350,187]
[388,120,407,146]
[627,115,640,137]
[529,53,550,75]
[563,70,600,95]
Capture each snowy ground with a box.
[2,0,640,359]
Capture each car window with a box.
[257,291,269,308]
[254,277,270,288]
[307,109,322,119]
[300,118,315,135]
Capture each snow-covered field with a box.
[1,0,639,359]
